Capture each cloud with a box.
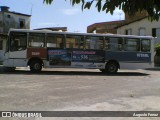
[61,8,80,16]
[113,8,125,20]
[113,8,124,14]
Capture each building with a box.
[87,20,125,34]
[0,6,31,33]
[0,6,31,62]
[87,10,148,34]
[117,16,160,43]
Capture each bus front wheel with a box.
[105,62,118,73]
[30,61,42,72]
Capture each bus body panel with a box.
[105,51,153,69]
[3,50,27,67]
[44,61,105,69]
[46,48,105,69]
[105,51,152,62]
[27,48,47,59]
[3,29,155,72]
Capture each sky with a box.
[0,0,124,33]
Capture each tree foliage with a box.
[44,0,160,21]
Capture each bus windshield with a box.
[9,32,27,51]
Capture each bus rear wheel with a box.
[99,69,107,73]
[5,67,16,72]
[30,61,42,72]
[105,62,118,74]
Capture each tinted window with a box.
[105,37,123,51]
[85,36,104,50]
[124,38,140,51]
[0,40,2,50]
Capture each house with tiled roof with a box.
[116,15,160,44]
[87,20,125,34]
[87,10,149,34]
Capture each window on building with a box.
[125,29,132,35]
[139,28,146,36]
[152,28,160,37]
[7,15,11,18]
[19,19,25,28]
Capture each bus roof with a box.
[9,28,153,39]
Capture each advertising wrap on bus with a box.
[48,49,71,66]
[47,49,105,67]
[72,50,105,62]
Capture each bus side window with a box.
[47,34,64,48]
[10,32,27,51]
[80,37,84,49]
[141,39,150,52]
[124,38,140,51]
[66,35,84,49]
[105,37,123,51]
[85,36,103,50]
[57,37,64,48]
[28,33,45,47]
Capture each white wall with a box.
[2,12,30,33]
[117,18,160,43]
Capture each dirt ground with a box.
[0,67,160,120]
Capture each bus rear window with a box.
[141,39,150,52]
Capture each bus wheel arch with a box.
[105,60,120,73]
[28,57,43,72]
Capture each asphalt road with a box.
[0,67,160,120]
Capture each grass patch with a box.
[155,43,160,50]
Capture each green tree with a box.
[44,0,160,21]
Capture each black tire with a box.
[99,69,107,73]
[5,67,16,72]
[106,62,118,73]
[30,61,42,72]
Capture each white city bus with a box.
[3,29,154,73]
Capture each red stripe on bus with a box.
[27,48,47,58]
